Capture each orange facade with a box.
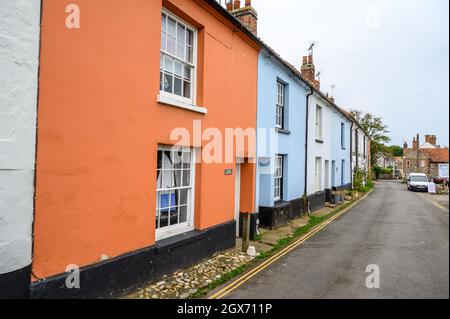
[33,0,259,279]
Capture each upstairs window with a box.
[276,82,285,129]
[160,10,196,104]
[315,105,323,141]
[341,122,346,149]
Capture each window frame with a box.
[155,145,196,241]
[276,81,285,129]
[160,9,198,106]
[315,105,323,141]
[274,155,283,202]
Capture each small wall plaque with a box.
[224,169,233,175]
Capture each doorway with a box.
[331,161,336,187]
[325,160,330,189]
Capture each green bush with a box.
[353,168,366,192]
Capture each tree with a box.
[388,145,403,157]
[350,110,391,165]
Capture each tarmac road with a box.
[224,181,449,299]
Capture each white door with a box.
[234,163,241,234]
[325,160,330,189]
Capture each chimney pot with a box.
[229,0,257,35]
[302,56,308,65]
[226,0,233,11]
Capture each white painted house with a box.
[0,0,40,298]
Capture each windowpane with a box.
[174,77,182,96]
[173,169,182,188]
[183,81,191,99]
[182,170,190,187]
[167,35,176,55]
[179,205,188,223]
[183,65,191,81]
[178,189,188,206]
[174,60,182,77]
[167,17,176,36]
[186,46,193,63]
[176,40,185,60]
[161,32,166,50]
[177,24,185,42]
[186,29,193,45]
[163,73,173,93]
[164,55,173,73]
[161,13,166,31]
[182,152,191,168]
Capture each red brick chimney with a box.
[301,53,320,89]
[412,135,419,150]
[425,134,437,146]
[226,0,258,36]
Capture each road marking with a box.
[417,193,448,212]
[428,199,448,211]
[208,189,374,299]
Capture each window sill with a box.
[276,128,291,135]
[157,94,207,114]
[315,139,324,144]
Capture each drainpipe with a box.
[350,121,354,189]
[304,87,313,213]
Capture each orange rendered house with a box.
[31,0,259,297]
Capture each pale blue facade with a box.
[255,50,308,210]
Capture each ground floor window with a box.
[274,155,283,201]
[156,145,194,240]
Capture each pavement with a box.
[221,180,449,299]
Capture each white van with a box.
[407,173,429,192]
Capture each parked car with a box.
[407,173,429,192]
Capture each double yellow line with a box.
[208,190,373,299]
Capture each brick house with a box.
[403,134,449,178]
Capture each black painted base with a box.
[259,197,307,230]
[30,221,236,299]
[308,191,326,212]
[0,265,31,299]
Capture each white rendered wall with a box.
[307,93,332,195]
[0,0,40,274]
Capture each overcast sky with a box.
[250,0,449,147]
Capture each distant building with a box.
[403,134,449,178]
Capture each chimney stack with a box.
[301,53,320,89]
[412,135,419,150]
[425,134,437,146]
[403,141,408,150]
[226,0,258,36]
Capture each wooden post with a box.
[242,213,250,253]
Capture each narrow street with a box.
[223,181,449,299]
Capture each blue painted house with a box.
[255,47,310,229]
